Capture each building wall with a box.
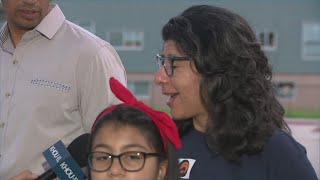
[1,1,319,109]
[54,0,320,74]
[274,74,320,109]
[129,72,320,109]
[126,72,168,108]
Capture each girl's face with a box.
[90,123,167,180]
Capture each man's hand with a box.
[9,170,38,180]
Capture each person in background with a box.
[154,5,318,180]
[0,0,126,179]
[88,77,181,180]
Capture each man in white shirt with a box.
[0,0,127,179]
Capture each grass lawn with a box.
[154,106,170,114]
[155,106,320,119]
[285,109,320,119]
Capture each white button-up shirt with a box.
[0,4,126,179]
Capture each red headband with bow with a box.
[91,77,182,151]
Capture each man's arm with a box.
[76,43,127,132]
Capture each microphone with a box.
[36,134,90,180]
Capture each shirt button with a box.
[0,123,4,128]
[5,93,11,97]
[13,60,18,64]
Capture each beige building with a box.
[273,74,320,109]
[1,0,319,110]
[128,73,320,110]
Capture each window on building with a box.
[256,30,277,51]
[74,20,96,34]
[127,80,150,100]
[106,31,144,51]
[273,81,296,99]
[302,22,320,61]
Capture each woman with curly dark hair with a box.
[154,5,318,180]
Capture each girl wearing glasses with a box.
[88,78,181,180]
[154,5,318,180]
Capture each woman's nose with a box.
[154,67,168,85]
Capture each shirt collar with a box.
[0,4,65,46]
[36,4,66,40]
[0,22,9,46]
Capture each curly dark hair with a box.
[162,5,290,162]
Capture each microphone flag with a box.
[43,140,85,180]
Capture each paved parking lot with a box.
[286,118,320,178]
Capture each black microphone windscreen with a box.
[36,134,90,180]
[67,133,90,167]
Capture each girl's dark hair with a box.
[89,105,179,180]
[162,5,290,162]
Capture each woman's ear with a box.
[157,160,168,180]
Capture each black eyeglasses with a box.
[88,151,164,172]
[156,54,190,76]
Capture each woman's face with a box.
[90,123,167,180]
[154,40,208,131]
